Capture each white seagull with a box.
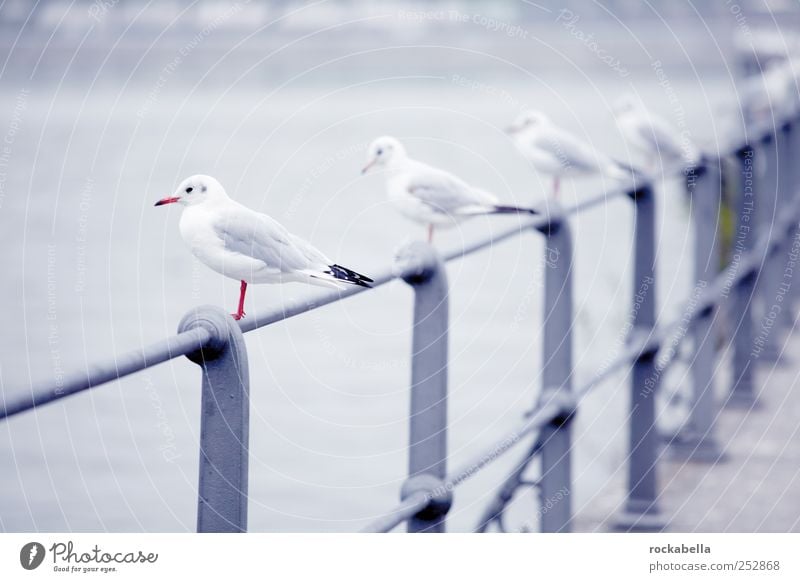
[155,175,372,320]
[362,136,539,242]
[506,110,635,199]
[613,95,700,173]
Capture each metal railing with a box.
[2,108,798,534]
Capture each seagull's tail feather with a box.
[457,204,539,216]
[326,264,374,288]
[490,205,540,215]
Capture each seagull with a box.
[362,136,539,242]
[740,61,798,125]
[154,175,373,320]
[505,110,635,199]
[613,95,700,173]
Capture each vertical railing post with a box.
[670,162,725,462]
[754,134,782,361]
[535,209,575,533]
[775,122,794,330]
[787,116,800,316]
[614,185,665,531]
[727,146,759,408]
[178,305,250,533]
[398,242,451,533]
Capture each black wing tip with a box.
[329,264,374,288]
[493,205,539,215]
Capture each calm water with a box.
[0,69,736,531]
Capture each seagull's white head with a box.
[506,110,550,135]
[362,136,407,174]
[154,174,227,208]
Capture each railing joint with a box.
[626,185,652,202]
[177,305,233,363]
[627,327,659,361]
[533,206,565,235]
[538,386,577,428]
[395,241,441,286]
[400,474,453,526]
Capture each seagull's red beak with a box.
[154,196,181,206]
[361,158,377,175]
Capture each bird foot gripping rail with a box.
[2,112,799,533]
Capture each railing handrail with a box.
[0,173,707,418]
[2,105,796,535]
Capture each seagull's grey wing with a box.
[635,114,685,159]
[214,209,313,274]
[405,164,496,214]
[536,127,600,173]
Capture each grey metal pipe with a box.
[670,163,725,462]
[775,123,795,330]
[363,397,565,533]
[753,135,782,361]
[0,326,212,420]
[178,306,250,533]
[534,207,575,532]
[614,185,666,531]
[399,242,451,533]
[787,118,800,317]
[728,146,759,408]
[0,133,762,423]
[360,491,431,534]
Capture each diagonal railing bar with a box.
[0,326,212,420]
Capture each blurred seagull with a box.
[362,136,539,242]
[741,62,798,125]
[155,175,372,320]
[506,110,635,199]
[613,95,700,173]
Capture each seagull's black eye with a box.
[376,148,383,155]
[185,187,193,193]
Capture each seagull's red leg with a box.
[232,280,247,320]
[553,176,560,200]
[427,224,434,243]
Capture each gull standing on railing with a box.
[613,94,701,173]
[505,110,636,199]
[155,175,373,320]
[362,136,539,242]
[740,61,799,125]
